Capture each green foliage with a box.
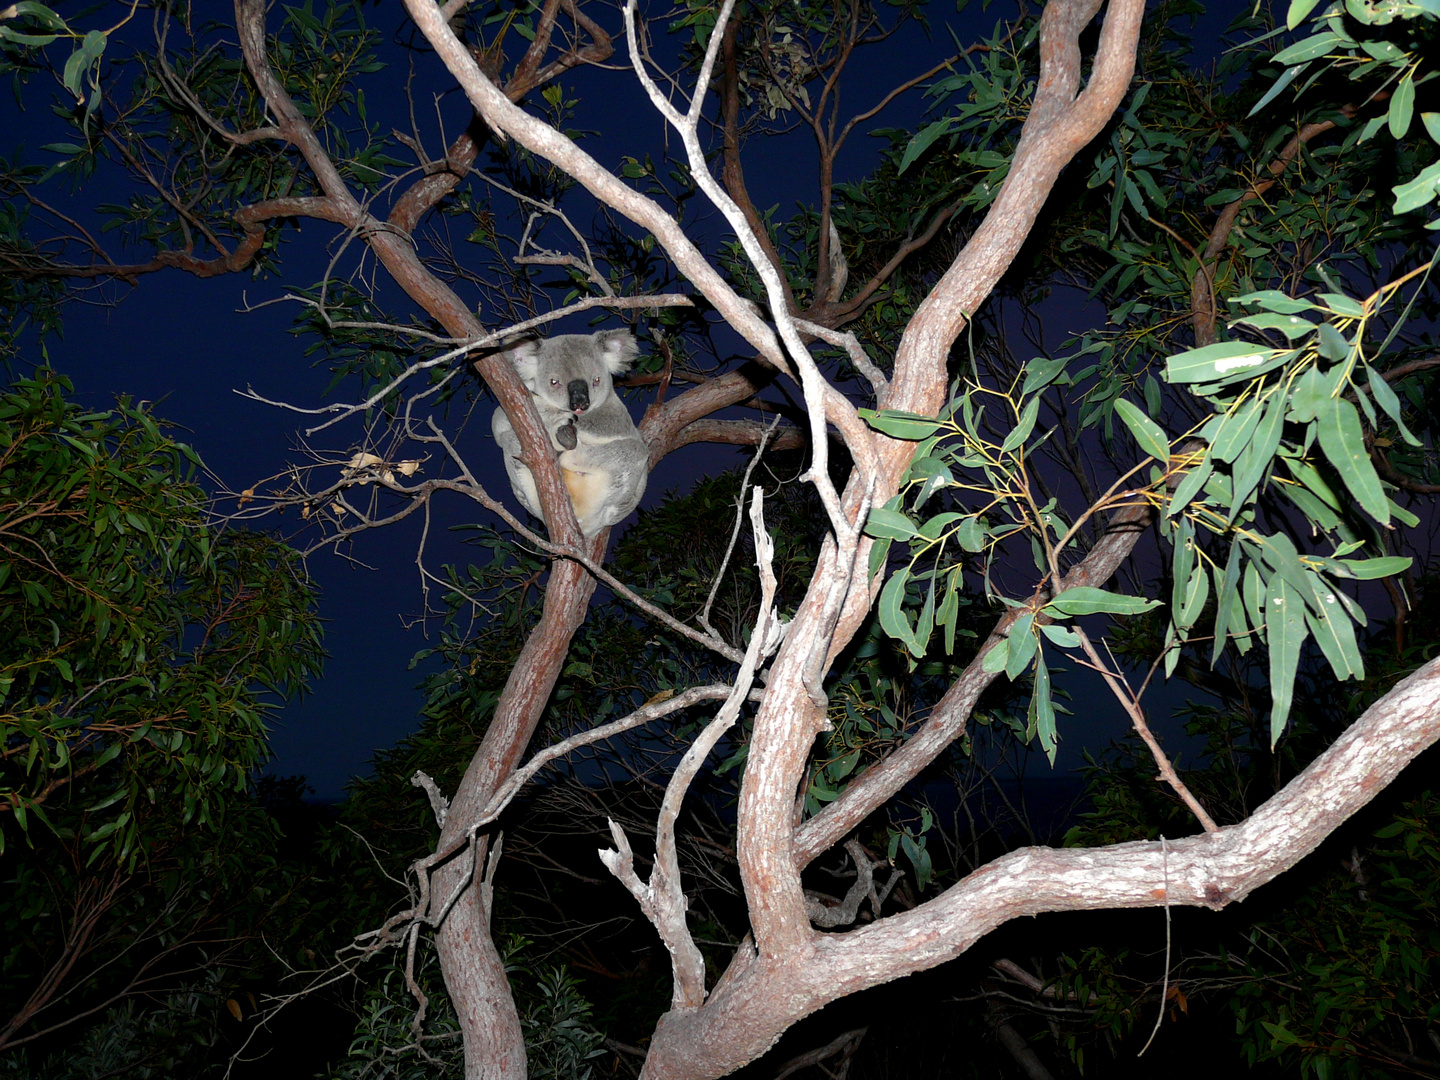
[0,982,225,1080]
[331,952,464,1080]
[0,370,323,862]
[861,4,1440,761]
[0,4,103,124]
[1227,792,1440,1079]
[0,170,65,367]
[0,372,326,1059]
[330,939,605,1080]
[1263,0,1440,220]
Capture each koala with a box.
[491,329,649,538]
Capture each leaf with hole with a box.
[1305,598,1363,682]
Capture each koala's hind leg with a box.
[561,464,612,537]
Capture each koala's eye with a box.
[550,377,560,388]
[593,375,601,386]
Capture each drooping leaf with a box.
[1114,398,1169,463]
[878,568,917,653]
[1265,577,1308,747]
[1176,561,1210,634]
[1005,612,1038,680]
[1365,364,1421,446]
[956,515,986,553]
[1305,596,1364,682]
[1167,450,1213,516]
[1390,70,1416,139]
[1230,395,1285,516]
[1211,541,1243,667]
[1316,396,1390,524]
[1211,398,1264,463]
[1031,653,1057,765]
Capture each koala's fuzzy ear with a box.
[506,339,542,386]
[594,329,640,375]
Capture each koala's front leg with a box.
[553,419,578,451]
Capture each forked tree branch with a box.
[728,0,1146,986]
[602,489,784,1010]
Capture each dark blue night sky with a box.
[4,2,1229,799]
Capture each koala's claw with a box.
[555,420,578,451]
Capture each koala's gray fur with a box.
[491,329,649,538]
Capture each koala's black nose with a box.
[567,379,591,413]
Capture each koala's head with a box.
[508,330,639,417]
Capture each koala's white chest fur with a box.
[491,330,649,539]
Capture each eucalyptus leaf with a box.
[1114,398,1170,463]
[1211,541,1243,667]
[1045,587,1161,617]
[1166,341,1273,384]
[864,507,919,541]
[1316,396,1390,524]
[860,409,944,440]
[1211,398,1264,463]
[1031,654,1058,765]
[1266,577,1307,748]
[1339,555,1413,579]
[1389,70,1416,139]
[1393,160,1440,215]
[878,568,917,653]
[1001,396,1040,453]
[1365,364,1421,446]
[1040,623,1081,648]
[1005,612,1038,680]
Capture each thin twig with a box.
[1072,628,1218,833]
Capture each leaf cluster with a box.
[0,370,323,864]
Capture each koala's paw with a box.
[554,420,578,451]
